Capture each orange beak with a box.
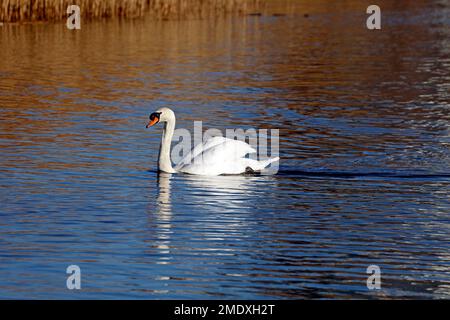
[146,118,159,128]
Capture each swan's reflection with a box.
[156,172,173,217]
[151,172,274,264]
[157,173,262,212]
[178,174,265,246]
[149,172,279,294]
[153,172,173,265]
[183,174,259,211]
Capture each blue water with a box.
[0,1,449,299]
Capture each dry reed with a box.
[0,0,265,23]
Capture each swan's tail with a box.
[245,156,280,171]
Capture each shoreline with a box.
[0,0,266,24]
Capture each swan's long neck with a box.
[158,117,177,173]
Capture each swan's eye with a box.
[149,112,161,121]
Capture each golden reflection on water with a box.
[1,1,448,173]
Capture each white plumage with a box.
[146,107,279,176]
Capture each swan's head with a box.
[146,107,175,128]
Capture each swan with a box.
[146,107,279,175]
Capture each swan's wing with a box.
[199,138,256,162]
[175,136,254,169]
[175,136,225,169]
[176,137,256,175]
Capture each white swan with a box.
[146,107,279,175]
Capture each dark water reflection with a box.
[0,1,449,298]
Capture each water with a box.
[1,1,450,299]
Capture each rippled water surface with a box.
[1,1,450,299]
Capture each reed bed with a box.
[0,0,265,23]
